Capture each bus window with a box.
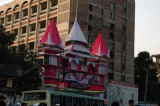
[98,101,104,106]
[91,100,98,106]
[73,98,81,106]
[24,92,46,101]
[52,95,60,105]
[64,96,72,106]
[82,98,90,106]
[51,95,54,106]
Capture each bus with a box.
[22,90,104,106]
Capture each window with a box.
[0,18,4,24]
[41,2,47,11]
[28,42,34,50]
[89,4,93,11]
[13,29,18,35]
[123,25,127,32]
[123,7,127,13]
[40,20,46,29]
[101,9,103,15]
[109,62,114,70]
[89,14,93,21]
[110,23,115,30]
[123,56,126,61]
[23,9,28,17]
[88,25,92,31]
[110,3,115,10]
[14,12,19,19]
[111,13,115,20]
[110,32,114,40]
[122,63,125,69]
[110,51,114,59]
[31,5,37,14]
[22,26,27,34]
[124,1,127,7]
[122,75,125,82]
[7,15,11,22]
[50,0,58,7]
[123,18,127,25]
[109,43,114,50]
[108,73,114,80]
[88,35,92,43]
[30,23,36,32]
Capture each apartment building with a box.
[0,0,135,83]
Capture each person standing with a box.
[128,100,134,106]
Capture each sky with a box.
[135,0,160,57]
[0,0,160,57]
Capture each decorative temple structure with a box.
[38,18,110,96]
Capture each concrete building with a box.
[152,54,160,82]
[0,0,135,83]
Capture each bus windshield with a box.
[24,92,46,101]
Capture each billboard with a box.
[107,80,138,106]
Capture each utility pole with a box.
[144,68,148,106]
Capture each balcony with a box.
[31,12,37,18]
[40,9,47,14]
[22,16,28,20]
[7,21,11,25]
[30,31,35,36]
[39,28,46,34]
[21,33,26,37]
[50,6,57,11]
[14,19,19,23]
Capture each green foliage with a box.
[0,25,16,47]
[0,25,41,91]
[134,51,160,103]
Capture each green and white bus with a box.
[22,90,104,106]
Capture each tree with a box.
[0,24,41,93]
[134,51,160,103]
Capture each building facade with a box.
[152,54,160,82]
[0,0,135,83]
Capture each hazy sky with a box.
[0,0,160,57]
[135,0,160,57]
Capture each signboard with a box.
[107,80,138,106]
[69,81,91,89]
[58,83,64,90]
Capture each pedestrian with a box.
[38,103,47,106]
[21,102,27,106]
[128,100,134,106]
[111,102,119,106]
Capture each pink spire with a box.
[40,18,61,46]
[91,30,108,57]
